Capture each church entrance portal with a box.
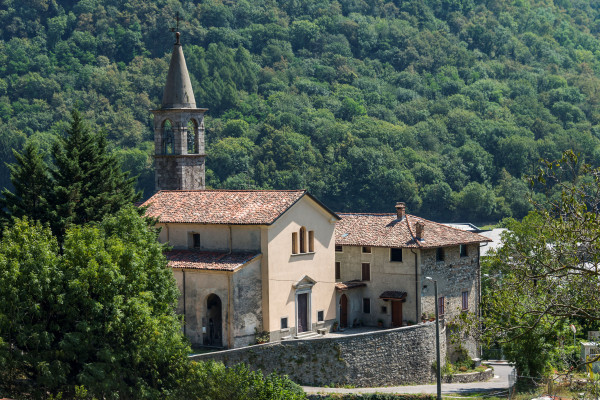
[205,294,222,347]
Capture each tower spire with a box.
[151,16,208,192]
[162,13,195,109]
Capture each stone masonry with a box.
[190,322,446,387]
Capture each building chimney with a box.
[395,202,406,220]
[415,221,425,240]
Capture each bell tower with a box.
[152,27,207,191]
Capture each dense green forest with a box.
[2,0,600,222]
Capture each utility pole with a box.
[426,276,442,400]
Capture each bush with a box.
[176,361,306,400]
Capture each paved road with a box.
[303,362,514,396]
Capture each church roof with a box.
[166,250,260,271]
[142,190,337,225]
[161,34,196,109]
[335,213,491,249]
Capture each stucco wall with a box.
[420,243,480,358]
[263,196,337,339]
[173,257,262,348]
[335,246,420,326]
[190,323,446,387]
[158,223,262,252]
[232,260,263,347]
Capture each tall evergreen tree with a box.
[0,142,52,229]
[50,110,140,237]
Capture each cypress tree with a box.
[0,142,52,229]
[50,110,140,237]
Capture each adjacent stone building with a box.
[334,202,490,358]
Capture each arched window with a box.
[187,119,198,154]
[299,227,306,253]
[162,120,174,154]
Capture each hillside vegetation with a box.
[2,0,600,221]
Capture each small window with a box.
[362,246,371,253]
[335,245,343,252]
[438,296,445,316]
[460,244,468,257]
[462,291,469,310]
[390,248,403,262]
[292,232,298,254]
[335,262,341,280]
[193,233,200,249]
[361,263,370,281]
[308,230,314,252]
[281,317,288,329]
[317,310,324,322]
[436,248,444,262]
[381,306,387,314]
[363,298,371,314]
[299,227,307,253]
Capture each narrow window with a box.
[187,119,198,154]
[308,230,314,252]
[381,306,387,314]
[317,310,324,322]
[299,227,306,253]
[292,232,298,254]
[335,262,341,280]
[462,291,469,310]
[162,120,174,154]
[363,298,371,314]
[460,244,468,257]
[438,296,445,316]
[390,248,403,262]
[361,263,370,281]
[362,246,371,253]
[335,245,343,252]
[436,248,445,262]
[193,233,200,249]
[281,317,288,329]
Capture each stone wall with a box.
[420,243,480,359]
[190,322,446,387]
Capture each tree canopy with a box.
[468,152,600,379]
[3,0,600,220]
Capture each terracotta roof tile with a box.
[379,291,407,300]
[166,250,260,271]
[335,280,367,291]
[142,190,306,224]
[335,213,491,248]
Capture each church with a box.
[143,31,491,356]
[142,31,339,348]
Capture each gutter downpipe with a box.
[478,242,488,358]
[411,248,419,321]
[228,225,233,348]
[182,270,186,336]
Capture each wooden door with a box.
[340,294,348,328]
[392,301,402,327]
[297,293,308,333]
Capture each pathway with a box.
[302,362,514,396]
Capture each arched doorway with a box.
[205,294,222,347]
[339,294,348,328]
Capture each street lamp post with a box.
[426,276,442,400]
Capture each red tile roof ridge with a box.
[407,214,493,242]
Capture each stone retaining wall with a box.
[443,367,493,383]
[190,322,446,387]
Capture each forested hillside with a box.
[2,0,600,222]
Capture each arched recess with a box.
[205,294,223,347]
[162,119,174,154]
[187,119,198,154]
[299,226,307,253]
